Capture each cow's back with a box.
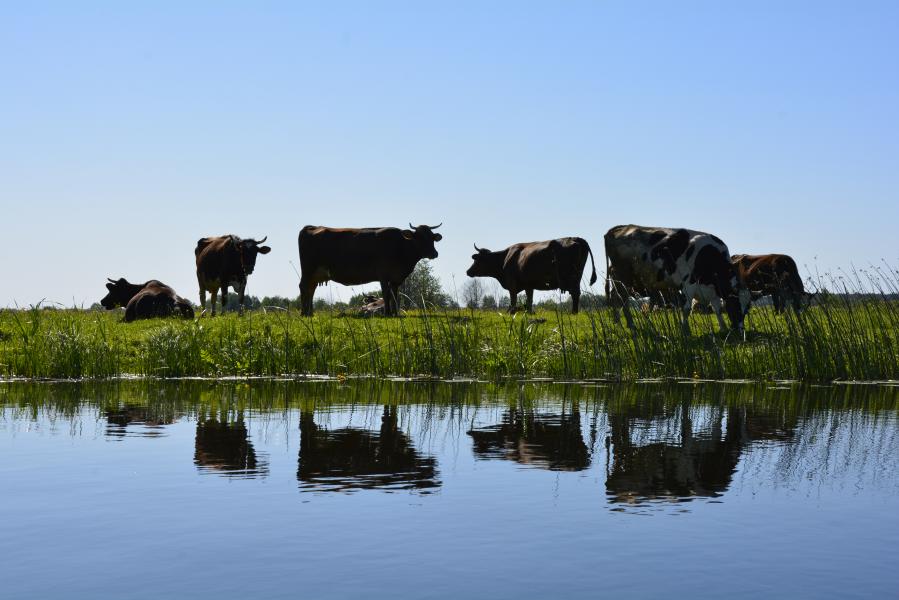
[605,225,683,292]
[195,236,233,282]
[733,254,803,294]
[298,226,405,285]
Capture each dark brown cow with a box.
[100,278,194,322]
[604,225,750,335]
[194,417,268,478]
[465,237,597,313]
[195,235,271,315]
[731,254,806,313]
[298,223,443,316]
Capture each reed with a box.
[1,269,897,381]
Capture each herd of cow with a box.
[99,223,807,335]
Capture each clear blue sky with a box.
[3,1,898,307]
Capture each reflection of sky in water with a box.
[0,381,897,599]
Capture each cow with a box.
[195,235,271,315]
[357,295,385,317]
[731,254,806,313]
[100,278,194,322]
[465,237,597,314]
[604,225,750,335]
[298,223,443,316]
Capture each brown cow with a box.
[465,237,597,313]
[731,254,806,313]
[195,235,271,315]
[298,223,443,316]
[100,278,194,322]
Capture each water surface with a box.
[1,380,897,599]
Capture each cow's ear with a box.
[402,230,414,240]
[106,283,114,290]
[433,233,442,242]
[258,245,271,254]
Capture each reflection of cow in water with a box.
[194,417,268,478]
[298,405,440,492]
[104,404,177,438]
[606,403,796,504]
[467,409,590,471]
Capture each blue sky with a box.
[3,1,898,307]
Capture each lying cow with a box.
[195,235,271,315]
[298,223,443,316]
[357,295,385,317]
[731,254,806,313]
[465,237,597,313]
[604,225,749,335]
[100,278,195,322]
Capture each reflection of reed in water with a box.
[298,405,440,493]
[194,414,268,479]
[467,409,590,471]
[605,396,798,505]
[104,404,178,438]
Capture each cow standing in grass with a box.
[465,237,597,314]
[604,225,749,335]
[731,254,807,313]
[195,235,271,315]
[100,278,194,322]
[298,224,443,316]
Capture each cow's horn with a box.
[255,236,267,244]
[430,222,442,230]
[409,222,415,230]
[473,243,481,252]
[107,278,116,283]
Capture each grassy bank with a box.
[2,292,898,381]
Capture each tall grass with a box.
[1,267,898,381]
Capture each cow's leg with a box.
[606,275,620,323]
[391,283,402,314]
[299,278,316,316]
[508,289,518,313]
[680,297,693,337]
[380,281,395,316]
[710,296,727,332]
[571,287,581,314]
[198,287,207,317]
[774,291,786,313]
[209,288,218,316]
[236,281,246,315]
[220,285,229,315]
[525,289,534,314]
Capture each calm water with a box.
[1,380,897,599]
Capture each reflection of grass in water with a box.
[2,379,896,423]
[1,292,898,381]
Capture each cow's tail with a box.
[583,239,598,286]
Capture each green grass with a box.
[1,292,898,381]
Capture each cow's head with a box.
[100,278,140,309]
[723,276,751,331]
[466,244,504,279]
[234,236,271,275]
[403,223,442,260]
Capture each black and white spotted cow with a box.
[604,225,750,335]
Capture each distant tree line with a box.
[83,264,891,315]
